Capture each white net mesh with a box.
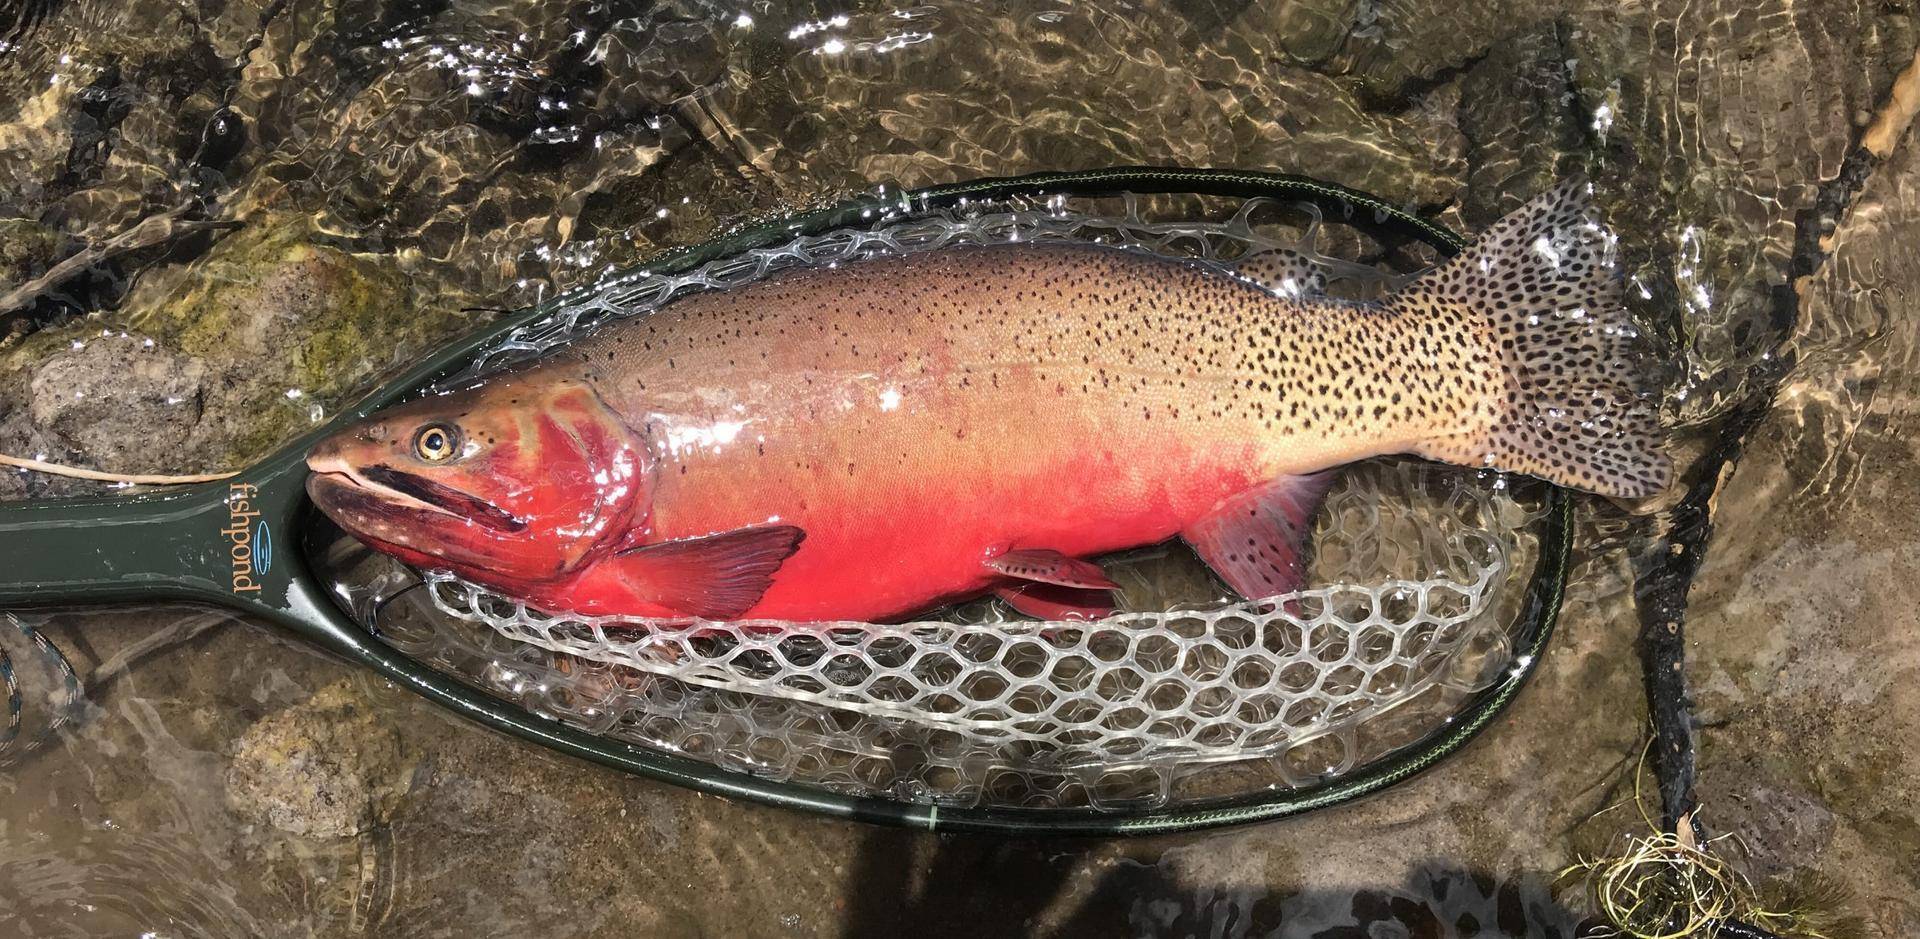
[345,191,1546,810]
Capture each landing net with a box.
[356,192,1545,809]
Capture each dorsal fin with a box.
[1231,248,1328,299]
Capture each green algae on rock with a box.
[127,217,470,462]
[0,218,61,287]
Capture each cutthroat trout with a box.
[307,180,1670,623]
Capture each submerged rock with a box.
[1455,26,1584,225]
[0,83,77,216]
[227,679,414,839]
[0,0,1916,931]
[138,220,417,383]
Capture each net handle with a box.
[0,167,1566,835]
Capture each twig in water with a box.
[0,204,239,315]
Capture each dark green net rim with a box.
[0,167,1570,834]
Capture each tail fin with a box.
[1403,179,1672,499]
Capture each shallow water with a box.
[2,0,1918,936]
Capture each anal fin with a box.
[1181,473,1336,601]
[604,525,805,620]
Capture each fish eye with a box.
[413,423,461,463]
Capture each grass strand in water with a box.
[1559,741,1864,939]
[0,453,237,485]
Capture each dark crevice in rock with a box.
[180,105,247,180]
[1452,23,1584,225]
[187,0,287,179]
[55,62,129,193]
[1357,50,1489,116]
[1548,21,1605,158]
[1619,28,1908,936]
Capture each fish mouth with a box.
[358,466,528,533]
[307,460,527,534]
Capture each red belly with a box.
[547,437,1266,624]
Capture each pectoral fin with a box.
[1182,473,1336,601]
[604,525,806,620]
[986,547,1118,590]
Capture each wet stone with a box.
[594,17,727,110]
[0,83,78,216]
[1681,132,1920,933]
[1455,26,1585,226]
[1241,0,1366,67]
[25,332,206,473]
[227,679,415,839]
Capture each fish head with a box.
[305,367,648,585]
